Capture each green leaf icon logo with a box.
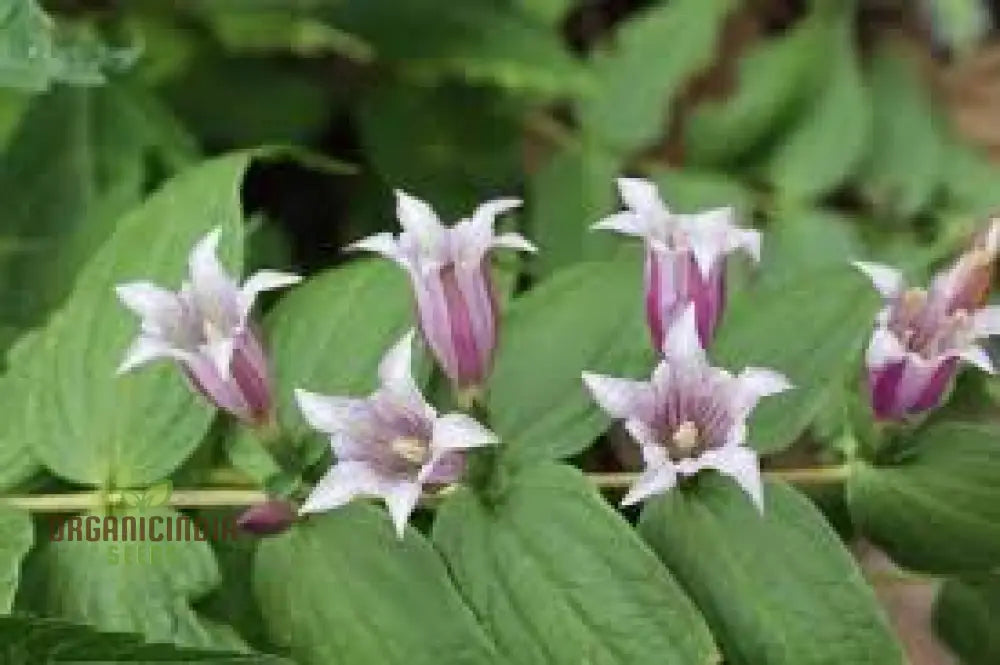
[144,481,173,507]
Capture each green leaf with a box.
[647,167,755,216]
[0,0,135,92]
[640,476,904,665]
[18,152,253,487]
[848,420,1000,573]
[684,8,828,168]
[0,613,285,662]
[934,575,1000,665]
[760,2,869,201]
[0,331,43,490]
[433,463,718,665]
[578,0,734,153]
[712,265,877,453]
[860,42,944,219]
[25,507,250,650]
[757,207,862,289]
[357,82,522,218]
[942,140,1000,218]
[0,510,31,612]
[328,0,589,95]
[488,259,652,466]
[254,504,500,665]
[228,260,414,480]
[527,141,622,276]
[0,80,196,343]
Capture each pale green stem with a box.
[0,466,849,512]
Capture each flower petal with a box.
[295,388,370,435]
[470,197,522,235]
[959,345,996,374]
[395,190,445,253]
[852,261,905,298]
[383,480,422,538]
[617,177,664,215]
[621,463,677,507]
[492,232,537,253]
[117,336,173,374]
[733,227,761,262]
[590,211,647,237]
[581,372,653,421]
[867,327,907,368]
[346,232,410,266]
[299,461,383,515]
[115,282,182,328]
[698,446,764,513]
[431,413,497,451]
[660,304,706,364]
[972,305,1000,338]
[377,330,433,415]
[734,367,793,414]
[239,270,301,318]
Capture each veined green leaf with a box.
[0,509,31,612]
[433,464,718,665]
[640,476,904,665]
[848,420,1000,573]
[934,575,1000,664]
[254,504,500,665]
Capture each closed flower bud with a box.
[349,191,535,393]
[237,499,297,536]
[592,178,759,349]
[116,228,300,425]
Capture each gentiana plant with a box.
[5,2,1000,663]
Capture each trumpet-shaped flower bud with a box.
[582,306,791,511]
[116,228,300,424]
[237,499,297,536]
[295,330,498,537]
[854,257,1000,420]
[349,191,535,393]
[592,178,760,349]
[931,219,1000,314]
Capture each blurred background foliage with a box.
[3,0,1000,663]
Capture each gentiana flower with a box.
[295,330,498,537]
[582,306,791,511]
[116,228,300,425]
[349,190,535,394]
[855,246,1000,421]
[592,178,760,349]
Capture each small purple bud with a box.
[645,246,726,349]
[237,499,297,536]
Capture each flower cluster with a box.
[115,180,1000,535]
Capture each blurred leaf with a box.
[0,0,136,92]
[0,331,43,490]
[228,261,413,482]
[0,80,196,345]
[489,259,653,467]
[758,207,862,288]
[0,613,285,662]
[934,575,1000,664]
[328,0,589,95]
[713,265,878,454]
[848,420,1000,573]
[254,504,500,665]
[357,82,522,217]
[0,88,28,148]
[640,477,904,665]
[527,140,622,276]
[579,0,734,153]
[923,0,990,57]
[512,0,577,26]
[860,42,944,219]
[205,11,373,61]
[434,463,719,665]
[164,57,331,148]
[942,140,1000,217]
[0,510,31,612]
[18,153,251,487]
[648,167,754,216]
[760,2,869,201]
[25,507,249,650]
[684,8,828,168]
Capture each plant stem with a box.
[0,466,850,512]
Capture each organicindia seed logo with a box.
[45,481,243,564]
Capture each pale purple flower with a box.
[854,257,1000,420]
[349,191,535,393]
[582,306,791,511]
[116,228,300,425]
[592,178,760,349]
[295,330,498,537]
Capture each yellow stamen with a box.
[391,437,428,465]
[901,287,926,313]
[672,421,699,452]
